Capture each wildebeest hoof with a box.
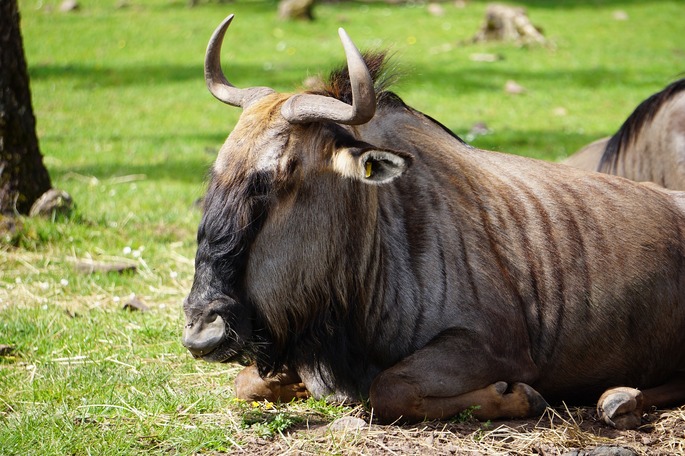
[235,364,310,403]
[597,387,643,429]
[471,381,549,420]
[510,382,549,416]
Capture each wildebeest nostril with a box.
[182,314,226,356]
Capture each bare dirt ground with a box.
[234,405,685,455]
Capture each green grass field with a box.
[2,0,684,453]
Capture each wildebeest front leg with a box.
[234,364,310,403]
[369,328,546,423]
[598,373,685,429]
[371,378,546,424]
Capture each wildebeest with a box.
[564,78,685,190]
[182,15,685,429]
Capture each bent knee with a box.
[369,371,424,424]
[234,365,275,401]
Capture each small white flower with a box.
[170,271,178,279]
[15,277,22,284]
[132,250,141,258]
[123,246,132,255]
[60,279,69,287]
[39,282,50,290]
[113,296,120,303]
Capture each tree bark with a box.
[471,4,546,46]
[0,0,52,215]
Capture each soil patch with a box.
[235,405,685,455]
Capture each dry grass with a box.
[231,404,685,456]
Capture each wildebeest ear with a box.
[334,148,413,184]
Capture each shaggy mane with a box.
[309,51,406,109]
[599,78,685,172]
[310,51,466,144]
[199,169,274,298]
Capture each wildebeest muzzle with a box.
[182,295,253,363]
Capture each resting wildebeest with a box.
[564,78,685,190]
[182,15,685,429]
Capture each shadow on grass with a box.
[460,129,598,162]
[47,133,221,184]
[30,59,664,96]
[401,64,667,95]
[52,158,211,185]
[29,61,326,91]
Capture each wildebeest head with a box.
[182,15,412,367]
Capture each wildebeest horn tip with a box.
[205,14,274,108]
[281,28,376,125]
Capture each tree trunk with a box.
[0,0,52,215]
[471,4,546,46]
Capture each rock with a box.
[427,3,445,17]
[123,295,150,312]
[469,53,502,62]
[465,122,491,142]
[59,0,79,12]
[29,189,74,218]
[74,259,137,274]
[613,10,629,21]
[470,122,491,135]
[327,416,367,433]
[563,446,638,456]
[505,80,526,94]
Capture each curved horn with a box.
[281,28,376,125]
[205,14,274,108]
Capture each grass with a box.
[2,0,684,454]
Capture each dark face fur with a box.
[181,93,411,368]
[181,95,289,363]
